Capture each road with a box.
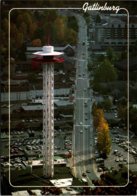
[65,12,98,184]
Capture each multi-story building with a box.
[91,14,137,49]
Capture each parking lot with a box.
[94,126,137,174]
[1,121,137,182]
[1,128,73,171]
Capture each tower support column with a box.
[43,63,54,178]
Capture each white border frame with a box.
[8,6,129,188]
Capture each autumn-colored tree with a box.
[19,22,27,36]
[32,39,42,47]
[54,17,66,42]
[3,9,78,61]
[17,14,24,26]
[93,107,111,157]
[97,116,111,157]
[23,12,32,28]
[93,107,104,129]
[29,22,38,37]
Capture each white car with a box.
[115,158,119,162]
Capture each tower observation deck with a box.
[32,45,64,178]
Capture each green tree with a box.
[98,97,113,111]
[129,106,137,135]
[95,14,101,23]
[66,28,77,44]
[10,57,16,76]
[106,47,117,64]
[94,59,117,83]
[92,102,98,115]
[130,39,137,57]
[93,59,117,93]
[67,16,78,32]
[117,105,127,124]
[28,73,37,83]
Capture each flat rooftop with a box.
[50,178,73,187]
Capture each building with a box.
[92,14,137,49]
[1,88,70,102]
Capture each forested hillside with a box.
[1,9,78,61]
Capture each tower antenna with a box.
[47,34,50,46]
[47,14,51,46]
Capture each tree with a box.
[17,14,24,26]
[130,39,137,57]
[66,28,77,44]
[93,59,117,93]
[97,127,111,157]
[106,47,117,64]
[34,27,45,40]
[29,22,37,38]
[16,31,24,48]
[117,105,127,124]
[95,14,101,23]
[93,108,104,129]
[97,116,111,158]
[129,106,137,135]
[19,22,27,37]
[54,17,66,43]
[10,57,16,76]
[2,18,8,33]
[97,97,113,111]
[10,23,18,37]
[32,39,42,47]
[93,107,111,157]
[28,73,37,83]
[23,12,32,28]
[67,16,78,32]
[94,59,117,83]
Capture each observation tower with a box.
[32,45,64,177]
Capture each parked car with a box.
[98,167,103,172]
